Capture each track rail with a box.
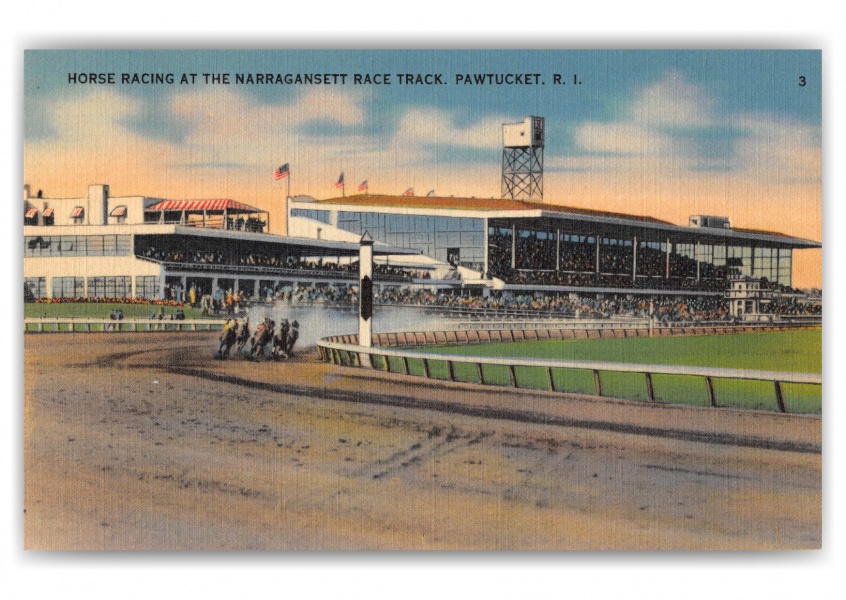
[317,336,821,415]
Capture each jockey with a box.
[285,320,300,356]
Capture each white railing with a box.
[24,318,228,333]
[317,337,821,414]
[456,318,646,331]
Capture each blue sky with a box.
[25,49,822,153]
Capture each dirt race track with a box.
[24,332,822,550]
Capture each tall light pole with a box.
[359,232,374,350]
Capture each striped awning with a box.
[145,199,262,213]
[110,205,127,217]
[25,208,38,219]
[71,206,84,218]
[42,208,54,218]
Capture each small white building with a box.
[724,276,772,320]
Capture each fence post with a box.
[705,376,717,407]
[509,365,518,388]
[447,360,456,382]
[547,367,556,392]
[644,372,655,402]
[593,370,602,396]
[477,363,485,385]
[774,381,787,413]
[423,358,431,379]
[402,356,410,375]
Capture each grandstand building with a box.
[287,193,821,297]
[23,184,417,302]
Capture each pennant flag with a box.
[426,189,435,197]
[403,187,414,196]
[275,163,290,180]
[335,173,345,188]
[358,180,368,192]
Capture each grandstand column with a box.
[211,277,219,296]
[158,270,166,300]
[665,238,671,279]
[483,218,489,278]
[632,235,638,281]
[595,235,600,273]
[556,228,561,271]
[511,223,516,269]
[696,240,701,281]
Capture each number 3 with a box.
[799,76,806,86]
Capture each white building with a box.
[24,184,414,302]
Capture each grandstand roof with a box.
[159,226,420,256]
[146,199,263,213]
[308,194,820,248]
[314,194,673,225]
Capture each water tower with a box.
[501,116,544,200]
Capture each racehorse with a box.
[285,321,300,357]
[216,324,237,359]
[271,319,290,360]
[235,319,251,354]
[249,319,274,360]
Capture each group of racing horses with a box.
[216,317,299,361]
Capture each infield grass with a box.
[24,302,213,332]
[396,329,822,414]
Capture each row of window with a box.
[24,276,160,300]
[338,212,483,234]
[24,206,127,226]
[291,208,331,224]
[24,235,132,257]
[337,212,486,268]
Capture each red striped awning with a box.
[42,208,54,218]
[145,199,262,213]
[71,206,84,218]
[25,208,38,219]
[110,205,127,217]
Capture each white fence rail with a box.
[24,318,228,333]
[317,338,821,414]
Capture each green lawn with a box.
[24,302,208,320]
[393,330,822,414]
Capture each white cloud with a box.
[566,72,821,182]
[391,108,504,149]
[629,71,717,127]
[733,114,822,181]
[575,122,683,156]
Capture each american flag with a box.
[335,173,345,188]
[403,187,414,196]
[358,180,368,192]
[274,164,290,180]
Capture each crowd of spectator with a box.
[761,298,822,316]
[487,231,734,293]
[370,288,735,321]
[137,244,428,280]
[140,246,225,265]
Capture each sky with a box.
[23,49,822,287]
